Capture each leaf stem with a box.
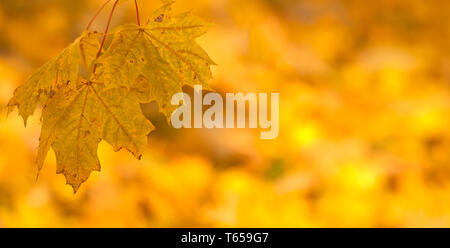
[93,0,119,73]
[86,0,113,30]
[134,0,141,26]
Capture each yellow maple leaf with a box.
[6,2,214,193]
[37,82,153,192]
[94,2,215,118]
[7,31,101,126]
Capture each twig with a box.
[86,0,113,30]
[93,0,119,73]
[134,0,141,26]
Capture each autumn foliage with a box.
[1,0,450,227]
[7,0,214,192]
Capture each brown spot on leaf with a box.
[84,130,91,137]
[154,14,164,23]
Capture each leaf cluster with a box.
[7,1,215,192]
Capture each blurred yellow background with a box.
[1,0,450,227]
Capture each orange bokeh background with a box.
[0,0,450,227]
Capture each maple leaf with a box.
[37,82,154,192]
[6,2,214,193]
[7,31,101,126]
[93,1,216,118]
[8,30,154,193]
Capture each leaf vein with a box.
[89,85,138,153]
